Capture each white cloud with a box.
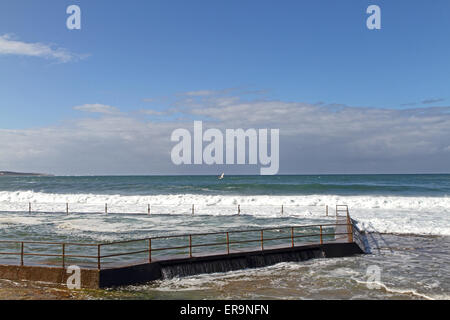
[0,34,82,63]
[140,109,168,116]
[73,104,121,115]
[422,98,445,104]
[1,94,450,175]
[183,90,218,97]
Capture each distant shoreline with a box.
[0,171,52,177]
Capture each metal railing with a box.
[0,221,360,270]
[0,202,338,216]
[0,240,98,268]
[335,204,356,244]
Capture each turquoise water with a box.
[0,174,449,196]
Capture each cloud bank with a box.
[1,91,450,175]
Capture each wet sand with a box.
[0,279,92,300]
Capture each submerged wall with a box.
[0,264,100,288]
[0,242,364,289]
[98,242,364,288]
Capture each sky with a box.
[0,0,449,175]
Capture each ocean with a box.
[0,174,449,299]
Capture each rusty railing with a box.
[0,240,98,268]
[0,220,359,270]
[0,202,334,217]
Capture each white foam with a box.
[0,191,449,236]
[0,216,44,228]
[352,279,441,300]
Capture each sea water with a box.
[0,174,448,299]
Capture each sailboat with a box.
[218,173,224,180]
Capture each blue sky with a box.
[1,0,450,174]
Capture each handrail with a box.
[102,223,351,246]
[0,207,362,270]
[96,231,353,262]
[0,240,100,268]
[0,201,331,208]
[0,201,334,216]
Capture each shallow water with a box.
[0,233,447,300]
[83,234,447,300]
[0,211,448,300]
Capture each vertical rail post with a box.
[281,205,284,215]
[192,204,194,215]
[226,232,230,254]
[326,205,328,216]
[347,213,353,243]
[291,227,294,247]
[320,226,323,245]
[189,235,192,258]
[28,203,31,214]
[261,230,264,251]
[148,204,151,215]
[148,238,152,263]
[62,243,65,268]
[105,203,108,214]
[238,205,240,215]
[20,242,24,266]
[66,203,69,214]
[97,244,101,270]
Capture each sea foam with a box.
[0,191,449,236]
